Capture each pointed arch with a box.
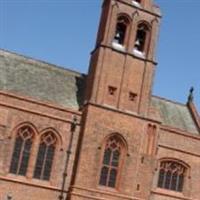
[113,13,131,47]
[134,21,152,55]
[40,127,63,146]
[136,21,152,32]
[9,124,36,176]
[146,124,157,155]
[33,128,60,181]
[157,158,189,192]
[117,13,132,24]
[99,133,127,188]
[102,132,128,152]
[159,158,190,169]
[10,121,39,138]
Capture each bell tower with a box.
[68,1,161,200]
[86,0,161,116]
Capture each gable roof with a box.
[151,96,199,135]
[0,49,86,110]
[0,49,199,135]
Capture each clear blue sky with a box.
[0,0,200,111]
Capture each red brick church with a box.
[0,0,199,200]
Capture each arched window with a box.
[157,161,186,192]
[113,16,130,46]
[10,126,34,176]
[134,23,150,55]
[99,135,125,188]
[34,132,57,181]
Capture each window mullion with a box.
[162,170,166,188]
[99,136,123,188]
[106,167,111,186]
[40,144,48,179]
[157,161,186,192]
[169,171,173,190]
[176,174,180,191]
[109,149,114,166]
[17,139,25,174]
[106,150,113,186]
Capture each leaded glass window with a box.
[99,135,123,188]
[158,161,186,192]
[10,126,34,176]
[34,132,57,181]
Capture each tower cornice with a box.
[116,0,162,18]
[91,44,158,65]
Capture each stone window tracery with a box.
[158,161,186,192]
[99,135,124,188]
[34,132,57,181]
[10,126,34,176]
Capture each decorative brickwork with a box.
[0,0,199,200]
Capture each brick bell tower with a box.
[86,0,161,116]
[68,1,161,200]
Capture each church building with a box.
[0,0,199,200]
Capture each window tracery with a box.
[10,126,34,176]
[34,132,57,180]
[158,161,186,192]
[99,135,124,188]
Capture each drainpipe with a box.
[59,116,77,200]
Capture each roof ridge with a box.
[0,48,86,77]
[152,95,186,107]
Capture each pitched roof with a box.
[0,49,199,135]
[0,49,86,110]
[151,96,199,135]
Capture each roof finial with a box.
[188,86,194,102]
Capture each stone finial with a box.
[188,86,194,102]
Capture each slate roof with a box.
[0,49,199,135]
[151,96,199,134]
[0,49,86,110]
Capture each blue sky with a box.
[0,0,200,111]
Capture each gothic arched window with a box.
[158,161,186,192]
[99,135,125,188]
[113,16,130,46]
[134,23,151,54]
[34,132,57,181]
[10,126,34,176]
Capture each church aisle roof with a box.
[151,96,199,135]
[0,49,199,135]
[0,49,86,110]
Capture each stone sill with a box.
[151,188,192,200]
